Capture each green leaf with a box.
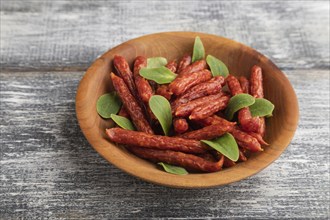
[201,133,239,162]
[225,94,255,120]
[249,98,275,117]
[96,92,122,119]
[158,162,188,175]
[139,66,177,84]
[192,36,205,62]
[206,55,229,77]
[110,114,135,130]
[149,95,172,135]
[147,57,168,68]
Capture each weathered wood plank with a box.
[1,1,329,71]
[1,0,329,219]
[0,69,329,219]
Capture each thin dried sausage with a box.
[179,123,234,140]
[179,59,206,75]
[113,55,136,95]
[239,76,250,94]
[110,73,154,134]
[250,65,266,136]
[258,117,266,137]
[171,76,225,111]
[173,118,189,134]
[227,74,260,133]
[106,128,208,153]
[198,153,217,162]
[247,130,268,146]
[118,106,130,119]
[128,147,224,172]
[133,56,153,103]
[132,56,156,122]
[169,69,212,96]
[189,95,230,120]
[238,149,247,162]
[238,108,261,133]
[250,65,264,98]
[177,54,192,73]
[165,60,178,73]
[196,115,236,127]
[175,93,223,117]
[230,128,262,152]
[223,157,236,168]
[227,74,243,95]
[156,85,172,100]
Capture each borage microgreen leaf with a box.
[249,98,275,117]
[225,94,255,120]
[158,162,188,175]
[149,95,172,136]
[147,57,168,68]
[192,36,205,62]
[139,66,177,84]
[110,114,135,130]
[96,92,122,119]
[206,55,229,77]
[201,133,239,162]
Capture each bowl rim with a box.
[75,31,299,188]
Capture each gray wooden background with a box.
[1,1,329,219]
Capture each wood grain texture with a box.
[76,32,299,188]
[1,1,329,71]
[0,0,329,219]
[1,70,328,219]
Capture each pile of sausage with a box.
[106,54,268,173]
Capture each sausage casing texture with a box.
[110,73,154,134]
[133,56,155,121]
[220,146,246,167]
[239,76,250,94]
[118,106,130,119]
[247,130,268,145]
[227,74,260,133]
[189,95,230,120]
[223,157,236,167]
[106,128,207,153]
[238,149,247,162]
[171,76,225,111]
[250,65,264,98]
[133,56,153,103]
[179,123,234,140]
[173,118,189,134]
[250,65,266,136]
[258,117,266,137]
[230,128,262,152]
[156,85,173,100]
[113,55,137,95]
[177,54,192,73]
[169,69,212,96]
[165,60,178,73]
[179,59,206,75]
[128,147,224,172]
[198,152,217,162]
[175,93,223,117]
[227,74,243,95]
[238,107,261,133]
[196,115,236,127]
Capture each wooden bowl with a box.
[76,32,299,188]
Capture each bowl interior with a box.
[76,32,299,188]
